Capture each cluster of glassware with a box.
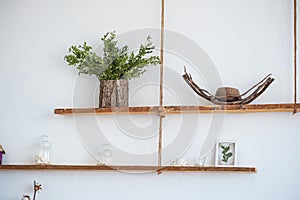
[34,135,114,166]
[34,135,208,167]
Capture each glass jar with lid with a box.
[35,135,52,165]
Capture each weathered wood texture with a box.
[99,80,128,108]
[54,103,300,115]
[0,165,256,173]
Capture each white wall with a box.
[1,0,300,199]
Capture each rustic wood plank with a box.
[54,107,158,115]
[165,103,300,113]
[162,166,257,173]
[0,165,256,173]
[54,103,300,114]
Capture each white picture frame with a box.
[215,141,237,166]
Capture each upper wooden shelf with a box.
[0,165,256,173]
[54,103,300,115]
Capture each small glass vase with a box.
[194,156,206,166]
[97,143,113,165]
[35,135,52,165]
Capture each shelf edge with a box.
[0,165,257,173]
[54,103,300,115]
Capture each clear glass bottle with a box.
[97,143,112,165]
[35,135,52,165]
[194,155,206,166]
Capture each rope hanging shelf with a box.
[51,0,298,174]
[54,0,299,115]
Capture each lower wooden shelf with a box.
[0,165,257,173]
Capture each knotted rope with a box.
[157,0,165,175]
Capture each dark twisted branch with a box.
[182,67,275,105]
[22,181,42,200]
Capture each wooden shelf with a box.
[54,103,300,115]
[0,165,256,173]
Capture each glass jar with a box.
[97,143,113,165]
[35,135,52,165]
[194,155,206,166]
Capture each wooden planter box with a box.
[99,80,128,108]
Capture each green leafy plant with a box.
[64,31,160,80]
[221,145,233,163]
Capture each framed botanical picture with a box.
[215,141,237,166]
